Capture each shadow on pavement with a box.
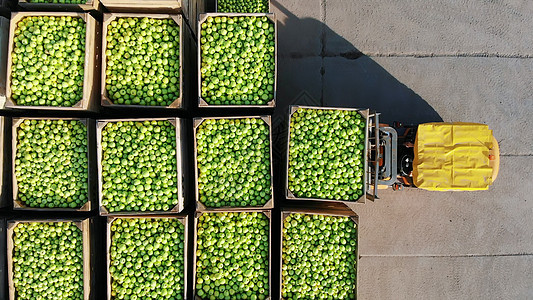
[272,0,443,128]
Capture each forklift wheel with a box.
[392,183,403,191]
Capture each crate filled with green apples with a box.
[280,207,358,299]
[106,216,188,300]
[193,210,271,299]
[193,116,274,211]
[286,105,375,204]
[17,0,100,12]
[97,118,188,215]
[215,0,270,13]
[5,12,99,111]
[12,118,95,211]
[7,219,92,300]
[198,13,277,107]
[101,13,194,109]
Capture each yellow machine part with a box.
[413,122,495,191]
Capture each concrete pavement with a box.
[272,0,533,298]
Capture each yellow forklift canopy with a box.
[413,122,494,191]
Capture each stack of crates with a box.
[192,1,276,298]
[95,2,197,299]
[3,3,101,295]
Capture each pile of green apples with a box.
[196,212,270,299]
[282,213,357,299]
[104,17,180,106]
[15,119,88,209]
[10,16,86,107]
[109,218,185,299]
[101,120,178,213]
[12,222,85,299]
[200,16,275,105]
[196,118,272,208]
[288,108,366,201]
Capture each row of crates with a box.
[0,105,375,213]
[0,108,374,211]
[1,204,358,299]
[0,10,278,110]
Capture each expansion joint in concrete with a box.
[360,253,533,258]
[364,52,533,59]
[319,0,327,105]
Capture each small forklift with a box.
[369,120,500,196]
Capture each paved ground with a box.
[0,1,531,299]
[271,0,533,299]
